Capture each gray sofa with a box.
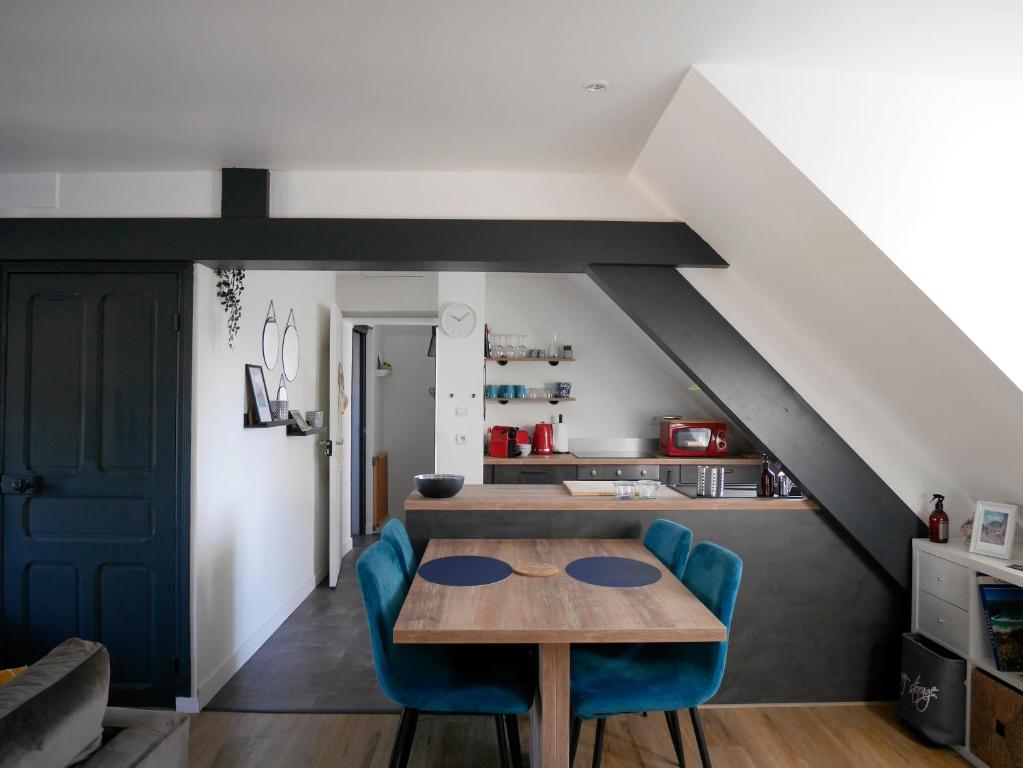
[0,638,188,767]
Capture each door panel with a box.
[2,272,181,706]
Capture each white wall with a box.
[484,273,736,442]
[271,171,670,220]
[631,69,1023,530]
[1,170,670,220]
[376,326,436,520]
[190,265,335,706]
[435,273,486,482]
[698,66,1023,393]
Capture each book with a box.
[978,579,1023,672]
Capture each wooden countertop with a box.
[484,453,761,466]
[405,484,819,511]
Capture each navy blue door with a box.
[2,272,183,706]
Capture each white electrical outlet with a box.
[455,434,467,446]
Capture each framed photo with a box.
[245,364,272,424]
[970,500,1018,559]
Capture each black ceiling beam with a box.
[221,168,270,219]
[0,218,727,272]
[588,264,924,591]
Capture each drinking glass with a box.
[516,334,527,359]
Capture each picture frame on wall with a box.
[969,500,1018,560]
[245,364,273,425]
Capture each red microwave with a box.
[659,419,728,457]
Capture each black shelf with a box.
[287,425,326,437]
[243,417,294,429]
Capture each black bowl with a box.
[414,474,465,499]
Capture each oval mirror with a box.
[262,301,280,369]
[282,310,300,381]
[277,374,288,403]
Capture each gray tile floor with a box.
[206,538,398,713]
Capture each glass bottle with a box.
[757,454,775,498]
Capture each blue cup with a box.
[514,384,528,399]
[485,384,498,398]
[497,384,514,399]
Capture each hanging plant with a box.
[215,268,245,348]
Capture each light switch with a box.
[455,434,467,446]
[455,405,468,416]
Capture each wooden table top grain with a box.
[404,484,818,512]
[393,538,726,645]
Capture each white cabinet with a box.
[912,539,1023,766]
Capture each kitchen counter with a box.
[405,484,817,511]
[483,453,760,466]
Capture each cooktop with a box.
[570,450,661,459]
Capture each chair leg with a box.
[664,710,686,767]
[495,714,511,768]
[505,714,524,768]
[689,707,712,768]
[591,718,606,768]
[388,707,419,768]
[569,716,582,767]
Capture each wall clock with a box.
[440,302,477,339]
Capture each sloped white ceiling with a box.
[698,65,1023,394]
[631,69,1023,529]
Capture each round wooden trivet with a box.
[513,561,560,577]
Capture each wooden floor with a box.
[189,704,967,767]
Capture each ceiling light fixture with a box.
[583,80,609,93]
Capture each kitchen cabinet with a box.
[492,465,577,485]
[483,465,495,484]
[576,465,657,481]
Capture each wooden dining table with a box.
[393,538,726,768]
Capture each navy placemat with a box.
[565,556,662,588]
[418,555,513,587]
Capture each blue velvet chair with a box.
[381,518,418,584]
[643,519,693,578]
[569,541,743,768]
[357,541,535,768]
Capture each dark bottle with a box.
[929,493,949,543]
[757,454,775,498]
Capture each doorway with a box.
[350,325,369,537]
[0,264,191,707]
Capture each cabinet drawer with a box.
[919,551,970,609]
[917,590,969,654]
[577,465,657,481]
[493,465,576,485]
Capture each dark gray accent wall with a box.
[0,219,727,272]
[587,265,925,590]
[405,508,903,703]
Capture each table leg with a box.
[530,643,570,768]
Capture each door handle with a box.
[320,440,333,457]
[1,475,42,495]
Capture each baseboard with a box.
[703,700,876,709]
[175,697,200,714]
[196,573,318,709]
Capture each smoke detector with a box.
[583,80,609,93]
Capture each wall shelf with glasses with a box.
[486,396,575,405]
[485,357,573,367]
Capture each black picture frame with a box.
[245,364,272,424]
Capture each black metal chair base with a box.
[570,708,711,768]
[388,708,524,768]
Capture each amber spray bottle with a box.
[928,493,949,543]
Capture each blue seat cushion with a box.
[570,643,721,719]
[386,644,535,714]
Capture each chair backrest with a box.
[681,541,743,695]
[643,519,693,578]
[357,541,444,706]
[381,518,417,584]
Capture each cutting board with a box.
[563,480,618,496]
